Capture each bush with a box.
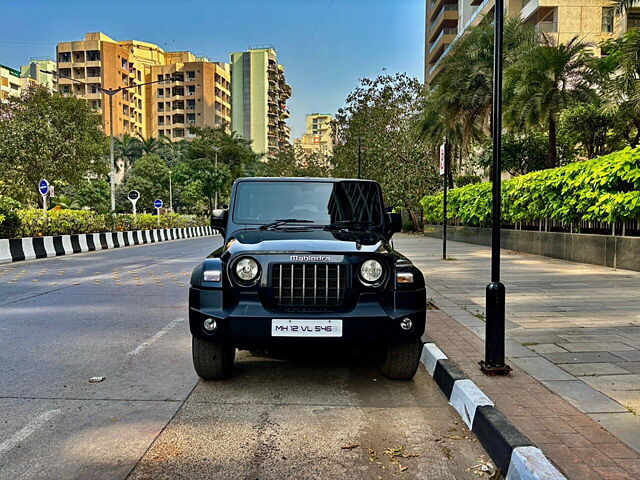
[421,147,640,226]
[8,209,208,238]
[455,174,482,188]
[0,195,22,238]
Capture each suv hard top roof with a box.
[235,177,379,183]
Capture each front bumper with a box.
[189,288,426,348]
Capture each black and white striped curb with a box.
[0,226,216,264]
[421,342,568,480]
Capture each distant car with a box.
[189,178,426,380]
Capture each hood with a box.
[223,228,391,256]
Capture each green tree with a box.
[0,86,108,205]
[505,35,596,168]
[73,179,111,213]
[558,103,622,158]
[333,73,440,230]
[123,154,170,212]
[114,134,143,173]
[176,127,259,214]
[259,147,333,178]
[597,29,640,148]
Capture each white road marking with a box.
[0,409,61,456]
[127,318,184,356]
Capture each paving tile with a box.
[614,459,640,476]
[613,351,640,362]
[589,413,640,455]
[555,433,594,448]
[529,343,569,354]
[557,343,636,353]
[542,352,627,364]
[614,362,640,374]
[511,356,576,381]
[541,380,628,414]
[582,374,640,392]
[596,443,640,459]
[559,363,633,376]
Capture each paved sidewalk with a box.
[394,234,640,456]
[427,310,640,480]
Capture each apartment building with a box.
[0,63,22,100]
[230,47,292,157]
[56,32,231,139]
[20,58,57,92]
[294,113,334,156]
[424,0,640,84]
[149,53,231,139]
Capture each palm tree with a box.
[610,0,639,14]
[114,134,142,173]
[504,35,596,168]
[598,28,640,147]
[137,134,166,155]
[424,17,536,145]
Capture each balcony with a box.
[429,4,458,42]
[535,20,557,33]
[428,28,457,62]
[520,0,540,21]
[429,0,456,20]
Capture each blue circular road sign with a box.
[38,179,50,196]
[154,199,163,209]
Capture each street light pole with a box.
[108,90,115,212]
[480,0,511,376]
[169,170,173,212]
[213,146,220,210]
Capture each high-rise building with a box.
[55,32,231,139]
[230,47,292,156]
[149,53,231,140]
[424,0,640,84]
[20,58,57,92]
[0,63,22,101]
[294,113,334,157]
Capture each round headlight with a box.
[361,259,384,283]
[235,257,259,282]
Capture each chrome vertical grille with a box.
[271,263,347,306]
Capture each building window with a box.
[158,116,164,126]
[87,50,100,61]
[187,99,196,110]
[58,52,71,63]
[188,85,196,95]
[158,88,164,97]
[187,113,196,124]
[187,71,196,80]
[629,12,640,29]
[602,7,614,33]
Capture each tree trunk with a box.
[548,115,558,169]
[404,203,421,232]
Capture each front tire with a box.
[379,338,422,380]
[192,336,235,379]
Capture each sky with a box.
[0,0,425,138]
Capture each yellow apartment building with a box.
[56,32,231,139]
[230,47,292,156]
[425,0,640,84]
[294,113,334,157]
[0,63,22,100]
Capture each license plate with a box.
[271,319,343,337]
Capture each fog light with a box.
[203,318,217,332]
[400,318,413,330]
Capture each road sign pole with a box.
[440,142,447,260]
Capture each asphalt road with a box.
[0,236,489,480]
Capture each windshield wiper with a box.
[259,218,315,230]
[324,220,373,231]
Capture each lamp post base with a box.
[479,360,512,376]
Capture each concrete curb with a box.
[0,226,216,264]
[420,341,568,480]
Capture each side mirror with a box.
[210,208,228,235]
[387,212,402,236]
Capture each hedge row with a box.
[1,208,208,239]
[421,147,640,226]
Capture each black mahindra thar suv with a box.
[189,178,426,380]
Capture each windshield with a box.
[233,181,383,226]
